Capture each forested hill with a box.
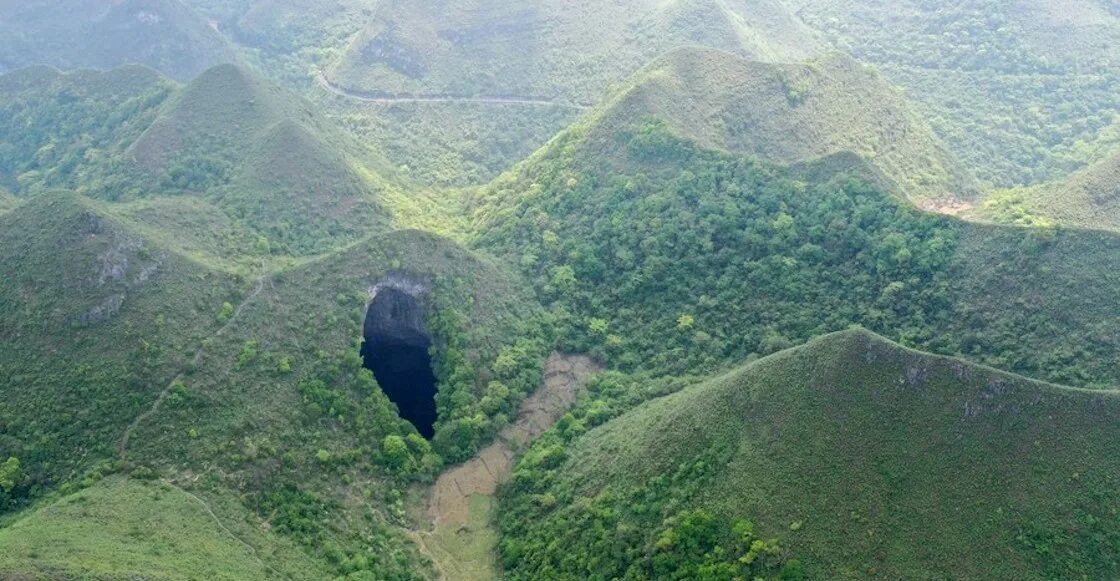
[470,96,1120,389]
[500,329,1120,579]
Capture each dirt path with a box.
[316,72,591,110]
[414,354,600,580]
[118,277,267,459]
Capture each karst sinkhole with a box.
[360,286,438,439]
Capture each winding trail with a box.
[161,478,286,580]
[413,354,600,580]
[118,277,267,459]
[316,72,591,110]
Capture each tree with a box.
[0,457,20,493]
[381,435,411,471]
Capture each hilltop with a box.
[500,329,1120,579]
[326,0,824,104]
[0,0,237,81]
[130,63,395,255]
[585,48,978,206]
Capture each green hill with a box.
[789,0,1120,188]
[327,0,823,104]
[0,62,414,260]
[981,149,1120,232]
[470,91,1120,389]
[500,329,1120,579]
[0,192,240,508]
[128,63,397,256]
[0,191,549,578]
[0,0,237,81]
[0,476,328,580]
[0,65,175,198]
[584,48,979,207]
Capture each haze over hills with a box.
[0,0,237,81]
[501,329,1120,579]
[327,0,825,104]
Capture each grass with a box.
[501,329,1120,579]
[977,151,1120,233]
[0,475,329,580]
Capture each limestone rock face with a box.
[364,287,429,347]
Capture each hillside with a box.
[788,0,1120,188]
[586,48,978,207]
[0,476,329,580]
[980,150,1120,232]
[0,192,240,513]
[0,190,551,577]
[470,97,1120,389]
[0,187,16,214]
[128,63,397,256]
[326,0,824,104]
[0,65,176,198]
[500,329,1120,579]
[0,0,237,81]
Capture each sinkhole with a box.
[360,285,438,439]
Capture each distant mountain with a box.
[0,0,237,81]
[502,329,1120,579]
[585,48,979,207]
[788,0,1120,188]
[327,0,825,104]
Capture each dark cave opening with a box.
[360,287,438,439]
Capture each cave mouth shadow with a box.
[361,287,438,439]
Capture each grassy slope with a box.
[979,150,1120,232]
[789,0,1120,188]
[128,63,406,257]
[0,192,240,505]
[328,0,823,103]
[0,0,237,81]
[588,47,979,206]
[0,476,329,580]
[503,329,1120,579]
